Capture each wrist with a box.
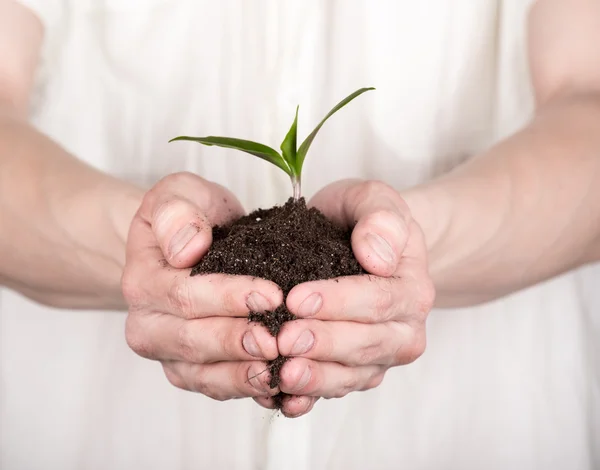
[401,182,453,260]
[105,181,145,250]
[62,174,145,309]
[103,179,145,302]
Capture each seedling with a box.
[169,87,375,200]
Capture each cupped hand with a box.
[122,172,283,401]
[267,180,435,418]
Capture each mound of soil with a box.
[191,197,364,409]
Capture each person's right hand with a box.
[122,172,283,401]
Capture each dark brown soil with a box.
[191,197,365,409]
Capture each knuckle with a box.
[334,376,359,399]
[364,372,385,390]
[145,173,205,218]
[163,365,186,390]
[395,331,426,365]
[167,171,196,185]
[408,337,427,363]
[414,278,435,318]
[353,180,409,218]
[139,186,157,212]
[357,180,392,201]
[221,289,239,315]
[414,332,427,357]
[354,341,384,366]
[213,324,234,361]
[169,277,195,317]
[161,171,202,191]
[206,390,228,401]
[125,315,153,359]
[154,198,189,225]
[366,209,401,228]
[164,173,212,204]
[176,322,200,363]
[121,269,145,308]
[191,365,239,401]
[308,322,335,361]
[373,279,395,321]
[190,366,216,398]
[355,345,379,366]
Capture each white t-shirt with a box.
[2,1,599,469]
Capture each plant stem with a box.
[292,177,302,201]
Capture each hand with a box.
[122,172,283,401]
[261,180,435,417]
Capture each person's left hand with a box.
[255,180,435,418]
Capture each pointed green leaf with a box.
[169,136,292,175]
[280,105,299,176]
[296,87,375,172]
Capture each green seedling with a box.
[169,87,375,200]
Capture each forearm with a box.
[404,92,600,307]
[0,106,144,309]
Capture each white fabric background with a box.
[2,1,598,469]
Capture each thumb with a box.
[136,172,243,269]
[311,179,410,277]
[152,196,213,268]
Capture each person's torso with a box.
[6,2,599,470]
[31,0,534,209]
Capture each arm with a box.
[402,0,600,307]
[0,0,144,309]
[1,2,283,407]
[277,0,600,416]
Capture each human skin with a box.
[1,0,599,418]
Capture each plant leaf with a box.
[169,136,291,175]
[280,105,299,176]
[296,87,375,172]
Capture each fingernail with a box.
[243,332,262,357]
[169,224,199,257]
[246,292,271,312]
[291,330,314,355]
[248,365,268,392]
[297,293,322,317]
[366,233,395,265]
[294,366,311,391]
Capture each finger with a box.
[351,209,408,278]
[310,180,411,277]
[163,273,283,319]
[134,172,244,268]
[278,358,385,398]
[123,262,283,319]
[253,396,276,410]
[253,395,319,418]
[278,319,426,367]
[280,395,319,418]
[151,198,213,268]
[126,206,208,272]
[125,312,279,363]
[286,265,434,323]
[162,360,279,400]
